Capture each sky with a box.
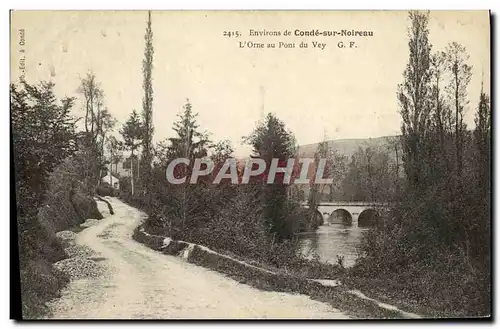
[10,10,490,157]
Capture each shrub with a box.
[96,185,118,197]
[20,258,69,319]
[17,155,103,318]
[350,193,491,317]
[38,158,102,233]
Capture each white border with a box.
[3,1,498,328]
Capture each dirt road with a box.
[48,197,350,319]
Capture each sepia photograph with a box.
[10,10,491,320]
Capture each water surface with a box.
[298,223,369,268]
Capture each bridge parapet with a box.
[300,201,391,227]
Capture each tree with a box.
[315,140,330,197]
[120,109,143,195]
[11,80,79,318]
[244,113,296,241]
[106,135,124,188]
[471,86,491,274]
[165,100,211,230]
[167,100,211,162]
[429,51,453,179]
[398,10,432,189]
[308,141,326,224]
[340,146,393,202]
[445,42,472,178]
[11,81,78,205]
[211,140,234,164]
[355,11,490,316]
[77,72,115,192]
[210,140,236,184]
[141,11,155,201]
[326,150,347,202]
[385,136,404,197]
[474,86,490,198]
[342,155,362,201]
[154,139,170,168]
[97,109,116,183]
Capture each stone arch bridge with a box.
[300,201,389,227]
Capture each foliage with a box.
[38,156,102,234]
[353,10,491,316]
[12,75,117,318]
[77,72,116,192]
[120,109,143,195]
[244,113,297,241]
[341,145,399,201]
[120,110,144,154]
[166,100,211,161]
[140,11,155,201]
[11,82,78,203]
[106,135,124,187]
[12,79,106,318]
[153,100,213,231]
[123,109,315,272]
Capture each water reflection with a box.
[298,223,369,267]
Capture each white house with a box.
[102,173,120,189]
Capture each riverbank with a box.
[342,262,491,319]
[298,223,488,318]
[133,218,421,319]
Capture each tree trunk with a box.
[137,156,140,191]
[110,163,113,187]
[131,151,135,196]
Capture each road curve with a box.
[48,197,350,319]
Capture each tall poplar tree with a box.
[397,10,432,189]
[141,11,154,200]
[445,42,472,178]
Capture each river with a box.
[298,222,370,268]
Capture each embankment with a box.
[133,224,421,319]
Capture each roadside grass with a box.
[341,267,491,318]
[340,275,440,318]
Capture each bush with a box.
[38,158,102,233]
[96,185,118,197]
[20,258,69,319]
[349,193,491,317]
[17,155,104,318]
[72,191,103,220]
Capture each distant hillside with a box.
[234,135,401,162]
[297,135,400,159]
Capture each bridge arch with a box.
[329,208,352,226]
[358,208,380,228]
[315,210,324,226]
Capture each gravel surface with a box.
[55,230,77,242]
[53,257,105,280]
[48,197,349,319]
[64,245,99,258]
